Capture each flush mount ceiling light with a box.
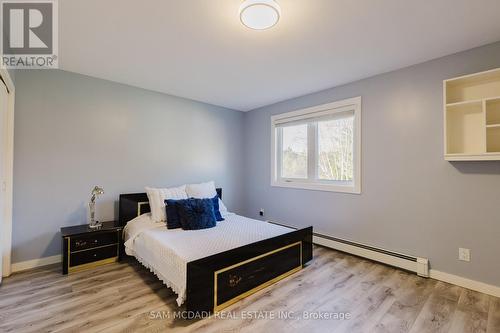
[239,0,281,30]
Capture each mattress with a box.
[123,213,293,306]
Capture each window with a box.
[281,124,308,179]
[271,97,361,193]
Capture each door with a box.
[0,80,8,283]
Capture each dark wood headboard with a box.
[118,188,222,227]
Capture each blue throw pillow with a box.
[165,199,183,229]
[211,195,225,221]
[176,198,217,230]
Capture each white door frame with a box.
[0,68,15,277]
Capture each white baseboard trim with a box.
[313,234,500,298]
[429,269,500,298]
[11,255,61,273]
[313,235,429,277]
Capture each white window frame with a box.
[271,96,361,194]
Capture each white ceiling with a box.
[60,0,500,111]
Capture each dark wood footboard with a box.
[186,226,313,313]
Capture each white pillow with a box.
[145,185,188,222]
[185,181,217,198]
[218,198,229,216]
[185,181,230,216]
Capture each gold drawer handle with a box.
[229,274,242,287]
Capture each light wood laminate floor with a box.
[1,246,499,333]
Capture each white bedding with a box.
[123,213,293,306]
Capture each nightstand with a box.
[60,221,123,274]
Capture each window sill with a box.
[271,180,361,194]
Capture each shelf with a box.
[445,153,500,161]
[445,99,483,107]
[445,102,485,154]
[445,68,500,104]
[487,126,500,153]
[446,96,500,108]
[444,68,500,160]
[486,98,500,125]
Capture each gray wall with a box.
[243,41,500,287]
[13,70,244,263]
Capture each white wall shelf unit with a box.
[444,68,500,161]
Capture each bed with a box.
[119,189,313,313]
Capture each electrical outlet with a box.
[259,209,264,217]
[459,248,470,262]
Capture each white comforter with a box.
[123,213,293,306]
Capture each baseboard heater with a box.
[268,221,429,277]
